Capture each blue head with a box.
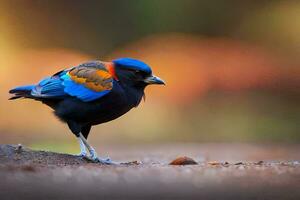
[113,58,152,74]
[112,58,165,88]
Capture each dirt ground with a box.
[0,144,300,200]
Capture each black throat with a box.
[120,82,146,107]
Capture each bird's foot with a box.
[77,152,88,157]
[87,146,118,165]
[94,156,119,165]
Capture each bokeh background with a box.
[0,0,299,153]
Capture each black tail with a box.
[9,85,35,100]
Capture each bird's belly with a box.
[88,104,132,125]
[55,96,133,126]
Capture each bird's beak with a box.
[144,75,165,85]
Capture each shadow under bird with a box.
[9,58,165,164]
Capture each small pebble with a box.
[255,161,264,165]
[169,156,198,165]
[208,161,221,165]
[15,144,23,153]
[235,162,243,165]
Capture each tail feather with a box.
[9,85,35,100]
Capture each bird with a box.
[9,58,165,164]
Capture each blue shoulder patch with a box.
[112,58,152,74]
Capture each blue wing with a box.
[60,72,111,102]
[31,72,66,98]
[31,62,114,102]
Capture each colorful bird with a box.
[9,58,165,164]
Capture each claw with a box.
[94,157,119,165]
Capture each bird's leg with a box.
[78,132,117,165]
[78,133,97,159]
[77,137,87,157]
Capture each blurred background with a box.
[0,0,299,153]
